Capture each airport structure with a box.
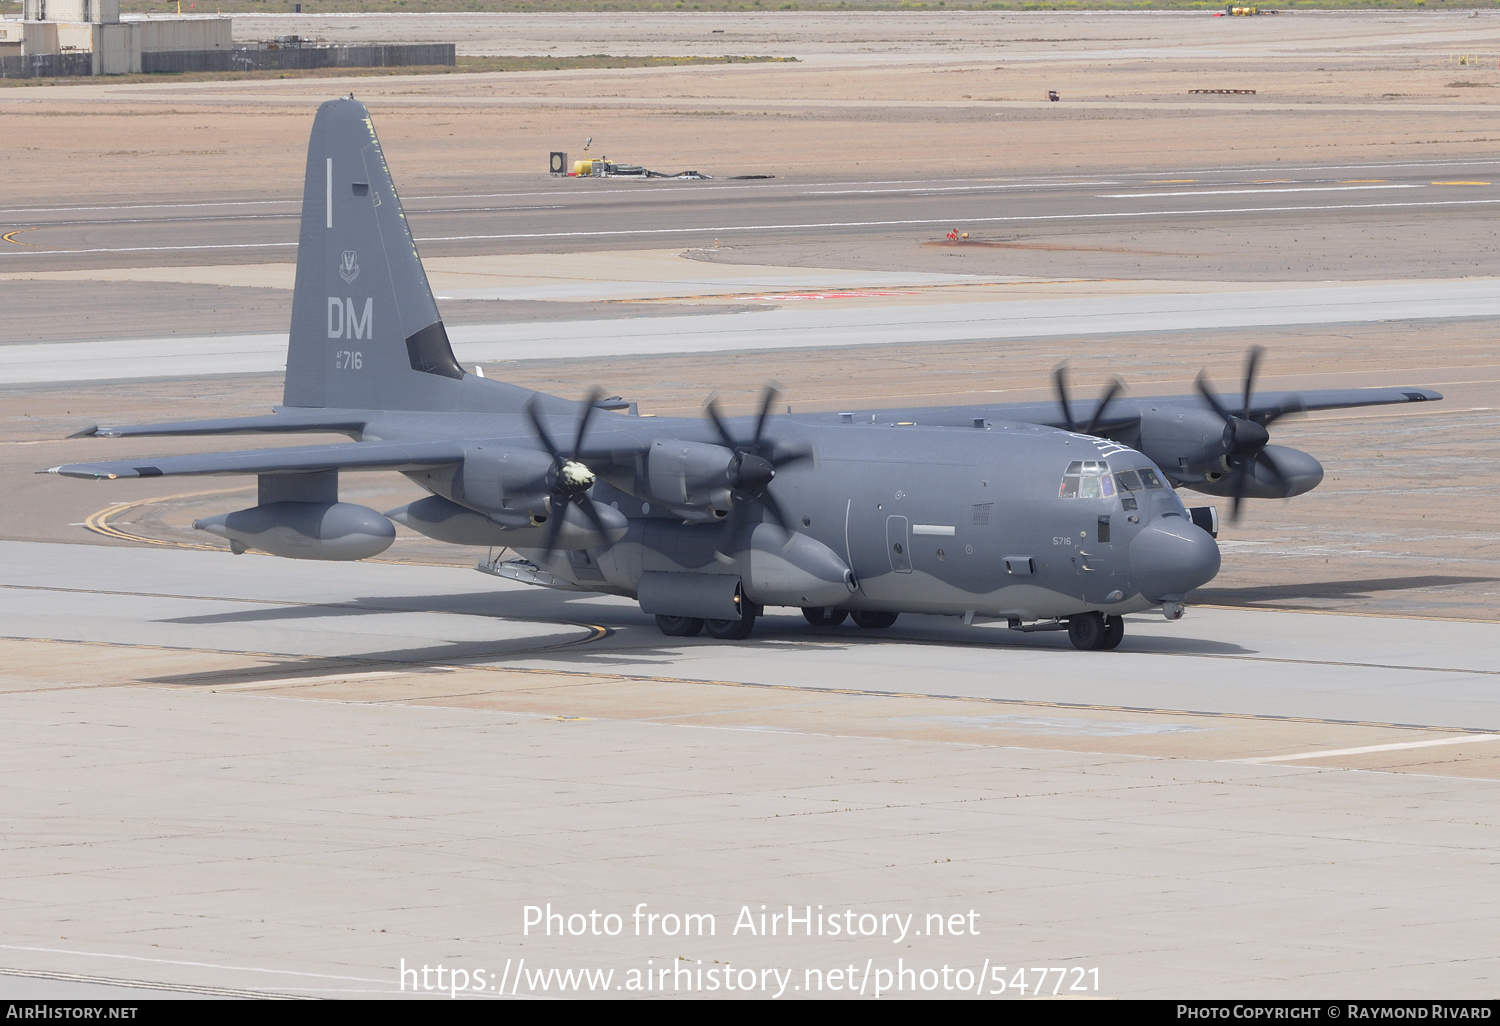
[0,0,453,77]
[2,0,231,76]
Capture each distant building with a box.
[1,0,232,77]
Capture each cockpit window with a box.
[1113,466,1164,491]
[1059,460,1115,500]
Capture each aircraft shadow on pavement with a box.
[144,615,1253,690]
[1191,574,1499,607]
[157,588,632,626]
[147,592,1254,689]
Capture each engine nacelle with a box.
[194,501,395,561]
[741,523,858,608]
[1189,445,1324,499]
[644,439,733,510]
[631,520,856,609]
[1135,406,1234,480]
[451,444,556,517]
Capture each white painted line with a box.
[8,198,1500,260]
[912,525,957,536]
[0,241,295,257]
[0,944,386,984]
[809,182,1119,195]
[1238,733,1500,764]
[0,199,296,216]
[1097,184,1424,198]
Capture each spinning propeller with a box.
[1192,346,1304,521]
[1053,366,1127,437]
[524,390,613,561]
[703,386,812,549]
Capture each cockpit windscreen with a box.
[1059,460,1164,500]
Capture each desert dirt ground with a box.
[7,11,1500,200]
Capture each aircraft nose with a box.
[1130,515,1221,601]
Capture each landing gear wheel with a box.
[1067,611,1105,651]
[851,611,898,630]
[802,607,849,627]
[704,605,759,640]
[1100,614,1125,651]
[655,614,704,638]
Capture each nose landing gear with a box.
[1067,611,1124,651]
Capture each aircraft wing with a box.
[41,439,464,480]
[70,409,370,440]
[950,385,1444,429]
[1240,386,1443,416]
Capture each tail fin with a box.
[283,98,499,412]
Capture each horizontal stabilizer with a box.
[42,439,462,480]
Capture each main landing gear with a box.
[1067,611,1124,651]
[802,607,899,630]
[655,604,761,641]
[801,607,848,627]
[654,615,704,637]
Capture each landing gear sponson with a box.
[666,605,1123,649]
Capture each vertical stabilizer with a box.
[283,98,467,411]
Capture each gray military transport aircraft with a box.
[42,99,1444,651]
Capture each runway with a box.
[6,160,1500,269]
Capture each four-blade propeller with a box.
[1191,346,1304,521]
[1053,366,1128,438]
[703,385,812,550]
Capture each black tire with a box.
[655,614,704,637]
[802,607,849,627]
[1099,615,1125,651]
[704,606,758,640]
[851,610,898,630]
[1067,611,1105,650]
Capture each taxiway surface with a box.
[5,277,1499,384]
[1,540,1498,999]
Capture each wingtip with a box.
[65,425,98,439]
